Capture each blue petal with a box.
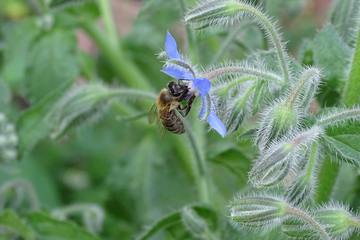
[161,65,194,80]
[192,78,211,96]
[198,95,208,120]
[165,32,181,59]
[207,111,227,137]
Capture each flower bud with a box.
[282,219,317,239]
[257,102,298,151]
[316,205,360,239]
[185,1,241,29]
[230,194,288,229]
[251,127,322,188]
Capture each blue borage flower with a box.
[161,32,227,137]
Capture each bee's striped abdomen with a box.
[159,108,185,134]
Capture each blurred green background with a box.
[1,0,359,239]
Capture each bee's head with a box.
[167,81,189,97]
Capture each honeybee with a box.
[149,81,196,134]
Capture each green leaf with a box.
[26,212,100,240]
[17,85,67,154]
[315,156,340,204]
[26,29,79,103]
[323,123,360,166]
[0,210,35,240]
[1,20,39,86]
[310,25,351,80]
[48,83,155,139]
[331,0,360,45]
[323,135,360,166]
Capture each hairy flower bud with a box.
[282,219,318,239]
[316,205,360,239]
[251,127,323,187]
[230,194,288,229]
[257,102,299,151]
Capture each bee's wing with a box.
[148,104,158,124]
[148,104,167,137]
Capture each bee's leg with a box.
[178,88,189,101]
[182,95,196,117]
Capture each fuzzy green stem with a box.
[81,23,151,90]
[233,2,290,82]
[286,206,330,240]
[202,66,283,84]
[317,108,360,127]
[186,127,209,203]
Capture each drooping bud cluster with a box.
[0,113,18,162]
[250,127,323,187]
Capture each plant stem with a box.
[177,113,209,203]
[234,3,290,82]
[286,206,330,240]
[81,23,151,90]
[178,0,194,52]
[186,127,209,203]
[97,0,118,48]
[202,66,283,84]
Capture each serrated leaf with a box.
[323,135,360,166]
[0,210,35,240]
[323,123,360,166]
[26,212,100,240]
[26,29,79,103]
